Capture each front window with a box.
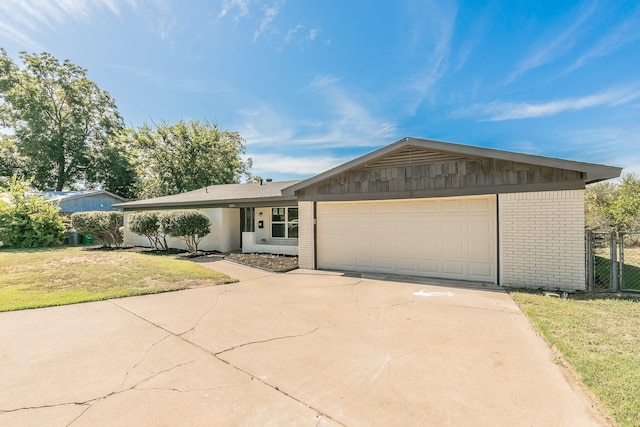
[272,207,298,238]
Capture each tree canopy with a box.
[0,49,133,195]
[131,119,250,198]
[0,50,251,201]
[585,173,640,231]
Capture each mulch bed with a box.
[84,245,299,272]
[225,253,299,273]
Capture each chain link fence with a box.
[586,231,640,292]
[619,232,640,292]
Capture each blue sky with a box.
[1,0,639,182]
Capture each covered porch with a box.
[240,206,299,256]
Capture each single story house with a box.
[44,190,127,216]
[115,137,621,290]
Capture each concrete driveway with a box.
[0,259,609,426]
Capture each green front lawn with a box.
[510,291,640,427]
[0,247,235,312]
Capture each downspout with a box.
[313,201,317,270]
[496,194,501,286]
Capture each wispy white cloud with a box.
[570,8,640,71]
[219,0,250,19]
[235,105,296,145]
[152,15,177,40]
[294,77,397,146]
[0,21,43,50]
[234,76,396,149]
[0,0,134,48]
[253,2,282,42]
[508,0,598,82]
[456,84,640,121]
[285,24,303,42]
[284,24,323,46]
[303,74,341,90]
[405,0,458,111]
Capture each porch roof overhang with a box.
[282,137,622,195]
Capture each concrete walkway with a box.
[0,263,611,426]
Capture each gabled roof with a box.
[114,180,302,209]
[43,190,127,203]
[283,137,622,194]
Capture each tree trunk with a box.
[55,156,65,191]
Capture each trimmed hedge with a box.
[128,211,167,250]
[71,211,123,247]
[128,209,211,253]
[160,210,211,253]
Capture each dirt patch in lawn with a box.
[225,253,298,272]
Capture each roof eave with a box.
[115,195,297,210]
[283,137,623,193]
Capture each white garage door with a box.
[317,196,497,282]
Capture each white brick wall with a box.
[499,190,585,291]
[298,201,315,269]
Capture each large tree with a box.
[0,134,25,185]
[131,119,250,198]
[0,49,132,194]
[585,173,640,231]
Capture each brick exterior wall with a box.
[298,201,315,269]
[499,190,585,290]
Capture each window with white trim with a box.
[271,207,298,238]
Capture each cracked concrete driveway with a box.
[0,259,609,426]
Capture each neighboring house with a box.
[115,137,622,290]
[43,190,127,216]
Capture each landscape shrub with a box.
[127,211,167,250]
[159,209,210,253]
[0,177,66,248]
[71,211,123,247]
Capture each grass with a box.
[0,247,235,312]
[592,246,640,291]
[510,291,640,427]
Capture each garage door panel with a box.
[396,202,417,213]
[468,198,493,212]
[396,221,417,233]
[469,262,493,278]
[418,220,440,233]
[443,239,466,256]
[468,219,492,234]
[442,199,463,212]
[373,203,394,214]
[418,240,440,255]
[356,255,374,268]
[417,201,439,213]
[418,259,441,274]
[375,219,393,231]
[317,196,496,282]
[354,237,374,252]
[443,261,465,275]
[396,257,415,272]
[375,257,394,271]
[442,220,465,233]
[468,239,493,257]
[396,239,417,254]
